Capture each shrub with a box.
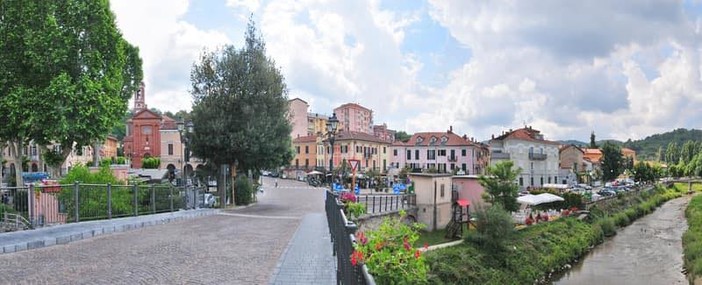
[684,194,702,280]
[345,202,366,220]
[234,176,253,205]
[353,211,428,284]
[597,218,617,237]
[141,157,160,169]
[469,205,516,254]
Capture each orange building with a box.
[334,103,373,134]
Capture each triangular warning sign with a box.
[349,160,360,171]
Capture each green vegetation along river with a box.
[554,196,690,285]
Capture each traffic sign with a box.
[348,159,360,171]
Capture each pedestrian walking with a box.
[275,178,278,188]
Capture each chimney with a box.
[492,134,495,139]
[471,137,475,142]
[449,126,453,133]
[463,134,468,140]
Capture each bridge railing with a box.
[1,183,206,231]
[325,190,376,285]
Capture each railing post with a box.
[169,186,174,213]
[133,184,138,216]
[150,184,156,214]
[74,182,80,222]
[28,184,35,227]
[107,183,112,219]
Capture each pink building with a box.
[373,123,395,142]
[288,98,309,139]
[452,175,487,207]
[389,127,488,175]
[334,103,373,134]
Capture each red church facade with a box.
[122,82,163,169]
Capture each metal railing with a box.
[491,152,511,159]
[528,152,547,160]
[326,191,376,285]
[356,193,416,214]
[0,183,206,231]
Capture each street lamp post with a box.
[177,119,195,207]
[326,113,339,190]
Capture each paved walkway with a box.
[270,213,335,284]
[0,209,219,254]
[0,177,337,284]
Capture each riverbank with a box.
[425,184,688,284]
[684,193,702,284]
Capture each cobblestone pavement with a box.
[0,177,332,285]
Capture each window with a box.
[305,159,309,167]
[540,177,544,186]
[305,146,309,154]
[530,177,534,186]
[427,150,436,160]
[462,164,467,171]
[383,147,386,154]
[440,184,445,198]
[438,149,446,156]
[519,177,524,186]
[548,177,552,183]
[394,149,398,156]
[407,150,411,160]
[450,149,455,158]
[296,146,300,154]
[415,150,420,160]
[141,126,152,135]
[168,144,173,155]
[295,159,299,168]
[462,149,466,156]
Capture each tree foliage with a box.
[0,0,143,180]
[601,142,622,182]
[395,131,412,143]
[189,18,292,204]
[478,160,522,212]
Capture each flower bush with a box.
[351,211,429,284]
[339,191,357,203]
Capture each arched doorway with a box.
[31,163,38,172]
[166,164,176,183]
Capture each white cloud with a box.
[111,0,230,113]
[427,0,702,141]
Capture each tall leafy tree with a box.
[589,131,598,148]
[478,160,522,212]
[601,141,623,182]
[666,142,679,165]
[189,18,293,205]
[0,0,143,179]
[395,131,412,143]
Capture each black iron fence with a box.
[325,191,375,285]
[1,183,206,231]
[356,193,416,214]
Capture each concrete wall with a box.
[410,173,452,231]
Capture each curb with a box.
[0,209,220,254]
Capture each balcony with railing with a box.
[447,155,457,162]
[528,152,547,160]
[491,152,510,160]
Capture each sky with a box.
[110,0,702,142]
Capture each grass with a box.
[683,191,702,281]
[416,224,474,247]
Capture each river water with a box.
[553,196,690,285]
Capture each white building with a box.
[489,126,560,190]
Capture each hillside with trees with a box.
[623,128,702,161]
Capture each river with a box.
[553,196,690,285]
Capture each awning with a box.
[517,193,564,206]
[457,199,470,207]
[307,170,323,175]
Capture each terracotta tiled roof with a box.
[405,131,476,147]
[289,97,308,104]
[160,115,178,130]
[583,148,602,155]
[492,127,559,145]
[293,135,317,143]
[334,131,388,144]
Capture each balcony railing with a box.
[529,152,547,160]
[448,155,457,162]
[491,152,510,159]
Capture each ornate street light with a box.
[326,113,339,188]
[177,118,194,186]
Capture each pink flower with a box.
[356,231,368,245]
[415,250,421,259]
[351,250,364,266]
[423,242,429,250]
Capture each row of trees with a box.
[0,1,143,185]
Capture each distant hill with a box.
[623,128,702,160]
[556,140,587,146]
